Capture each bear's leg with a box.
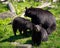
[32,32,41,46]
[47,23,56,35]
[19,28,22,35]
[23,29,27,36]
[32,34,36,45]
[13,27,17,36]
[41,29,48,41]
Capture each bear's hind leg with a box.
[19,28,22,35]
[13,27,17,36]
[47,23,56,35]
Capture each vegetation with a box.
[0,3,9,13]
[0,1,60,48]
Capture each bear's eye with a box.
[28,10,31,13]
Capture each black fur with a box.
[25,7,56,35]
[32,25,48,46]
[12,17,33,36]
[12,17,48,45]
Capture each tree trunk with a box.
[7,2,16,15]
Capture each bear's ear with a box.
[25,7,27,10]
[30,6,33,8]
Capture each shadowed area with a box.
[0,34,31,43]
[24,40,32,44]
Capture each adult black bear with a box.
[24,7,56,35]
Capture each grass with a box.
[0,3,9,13]
[0,1,41,15]
[0,1,60,48]
[12,1,41,15]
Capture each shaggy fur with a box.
[24,7,56,35]
[12,17,35,36]
[32,25,48,46]
[12,17,48,45]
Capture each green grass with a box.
[0,1,60,48]
[0,1,41,15]
[12,1,41,15]
[0,3,9,13]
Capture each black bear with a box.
[12,17,34,36]
[12,17,42,36]
[32,25,48,46]
[24,7,56,35]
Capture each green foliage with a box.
[0,3,9,13]
[0,1,60,48]
[0,19,12,40]
[12,1,41,15]
[0,42,15,48]
[49,2,60,18]
[0,1,41,14]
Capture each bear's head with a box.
[24,6,36,18]
[24,7,32,17]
